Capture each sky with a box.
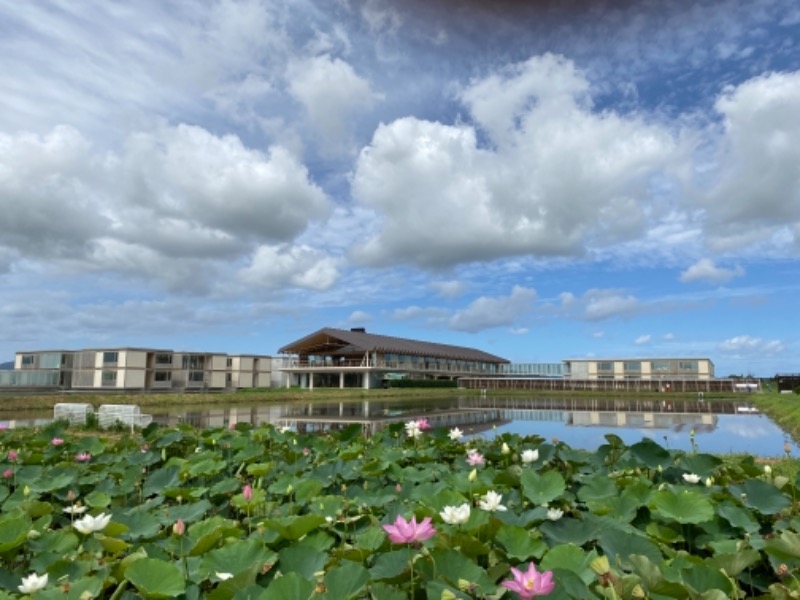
[1,0,799,377]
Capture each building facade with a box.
[563,358,715,380]
[5,348,286,392]
[278,327,509,390]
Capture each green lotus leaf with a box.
[371,547,413,579]
[540,544,594,584]
[245,462,273,477]
[597,528,663,569]
[23,499,53,519]
[277,544,326,579]
[629,438,671,469]
[650,489,714,524]
[0,512,31,552]
[262,571,314,600]
[317,561,369,599]
[27,529,79,555]
[125,557,186,598]
[366,582,406,600]
[679,453,722,477]
[85,490,111,508]
[764,530,800,568]
[75,437,105,455]
[540,515,605,546]
[423,581,470,600]
[521,470,566,505]
[153,430,185,449]
[37,576,104,600]
[733,478,791,515]
[143,466,182,498]
[356,526,388,552]
[186,458,225,478]
[577,474,616,503]
[706,549,760,577]
[263,514,326,541]
[716,501,760,533]
[116,510,163,541]
[496,523,547,561]
[628,554,689,598]
[680,562,734,596]
[201,539,277,579]
[161,499,212,525]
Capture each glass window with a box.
[154,371,171,382]
[623,361,641,372]
[155,353,172,365]
[597,361,614,372]
[103,351,118,364]
[188,371,204,382]
[679,361,698,372]
[21,354,35,366]
[101,371,117,386]
[651,360,670,372]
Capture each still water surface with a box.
[3,395,794,457]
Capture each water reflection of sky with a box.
[487,414,796,457]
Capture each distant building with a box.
[278,327,509,389]
[775,374,800,393]
[1,348,288,391]
[563,358,715,381]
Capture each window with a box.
[182,355,205,369]
[155,353,172,365]
[154,371,171,382]
[597,361,614,372]
[623,361,641,372]
[679,361,698,372]
[101,371,117,386]
[188,371,204,382]
[651,360,670,373]
[226,357,233,367]
[103,351,118,364]
[21,355,35,366]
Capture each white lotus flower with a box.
[478,490,507,512]
[546,508,564,521]
[215,572,234,581]
[521,449,539,464]
[63,504,88,515]
[440,503,471,525]
[73,513,112,534]
[448,427,464,441]
[764,464,772,475]
[405,420,422,439]
[682,473,701,484]
[18,573,48,594]
[501,442,511,455]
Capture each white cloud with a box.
[239,245,341,291]
[635,334,651,345]
[430,280,466,298]
[391,306,450,321]
[718,335,785,355]
[348,310,373,323]
[582,289,640,321]
[288,54,382,143]
[679,258,745,284]
[351,54,683,269]
[448,285,537,332]
[700,70,800,253]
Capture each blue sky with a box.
[1,0,799,376]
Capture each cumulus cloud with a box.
[351,54,682,269]
[0,124,333,293]
[288,54,382,143]
[635,334,651,345]
[679,258,745,284]
[557,288,641,321]
[239,245,341,291]
[718,335,785,354]
[430,280,466,298]
[348,310,373,323]
[448,285,537,332]
[700,70,800,252]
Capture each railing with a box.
[282,359,501,375]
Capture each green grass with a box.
[751,391,800,443]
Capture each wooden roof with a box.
[278,327,509,364]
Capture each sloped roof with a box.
[278,327,508,364]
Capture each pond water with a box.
[2,395,795,457]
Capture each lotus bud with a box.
[23,485,30,497]
[173,518,185,536]
[468,469,477,482]
[501,443,510,455]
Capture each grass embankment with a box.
[0,386,749,414]
[751,392,800,442]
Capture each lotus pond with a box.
[2,418,800,599]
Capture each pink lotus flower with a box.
[243,484,253,502]
[75,452,92,462]
[7,450,18,461]
[501,562,555,599]
[382,515,436,544]
[417,418,431,430]
[3,469,12,479]
[466,450,486,466]
[0,423,8,430]
[51,438,64,446]
[173,518,185,536]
